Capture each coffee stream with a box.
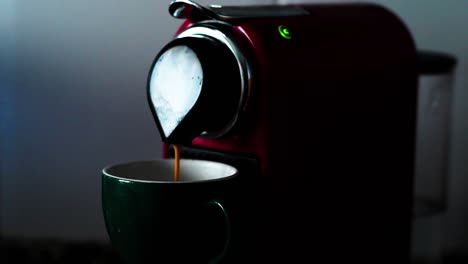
[173,144,181,182]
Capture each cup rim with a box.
[102,159,238,184]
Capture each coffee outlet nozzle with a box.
[147,2,251,144]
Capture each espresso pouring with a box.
[173,144,181,182]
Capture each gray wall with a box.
[2,0,178,240]
[0,0,15,182]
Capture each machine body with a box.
[148,1,418,262]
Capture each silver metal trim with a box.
[169,0,309,22]
[169,0,218,21]
[176,24,252,138]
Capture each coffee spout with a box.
[147,36,244,145]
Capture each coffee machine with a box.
[147,0,418,262]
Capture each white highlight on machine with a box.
[149,46,203,137]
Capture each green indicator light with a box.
[278,25,292,39]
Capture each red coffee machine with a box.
[147,0,418,262]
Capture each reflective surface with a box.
[149,45,203,138]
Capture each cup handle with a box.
[206,200,231,264]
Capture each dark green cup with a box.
[102,159,238,264]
